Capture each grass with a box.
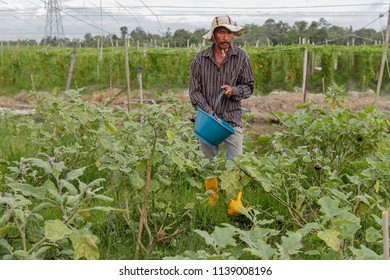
[0,115,35,161]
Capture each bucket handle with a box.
[215,91,229,118]
[215,72,237,118]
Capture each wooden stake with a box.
[1,41,3,68]
[376,1,390,102]
[124,35,131,112]
[137,67,143,104]
[30,74,35,92]
[302,48,309,103]
[65,43,77,91]
[383,211,389,260]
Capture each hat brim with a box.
[203,24,245,41]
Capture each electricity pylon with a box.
[44,0,65,44]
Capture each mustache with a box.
[221,41,230,45]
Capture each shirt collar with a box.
[203,43,238,58]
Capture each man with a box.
[189,15,254,213]
[189,15,254,161]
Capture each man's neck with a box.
[214,45,229,57]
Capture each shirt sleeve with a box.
[188,57,213,113]
[231,55,254,101]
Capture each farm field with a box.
[0,85,389,260]
[0,45,390,260]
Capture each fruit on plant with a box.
[205,177,219,206]
[314,164,322,170]
[228,192,253,216]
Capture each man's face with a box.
[213,27,234,49]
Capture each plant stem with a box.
[134,163,152,260]
[239,164,307,227]
[28,237,48,254]
[13,212,27,251]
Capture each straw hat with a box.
[203,15,245,41]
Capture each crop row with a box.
[0,45,388,94]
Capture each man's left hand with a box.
[221,85,233,98]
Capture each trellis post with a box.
[65,42,77,91]
[124,35,131,112]
[383,211,389,260]
[375,1,390,102]
[302,48,309,103]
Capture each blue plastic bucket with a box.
[194,108,235,147]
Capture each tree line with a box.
[3,17,385,47]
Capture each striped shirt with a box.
[189,44,254,128]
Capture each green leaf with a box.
[24,158,52,174]
[220,170,242,193]
[245,240,277,260]
[69,228,100,260]
[304,250,321,256]
[166,130,175,145]
[364,104,376,113]
[32,202,54,212]
[0,194,32,208]
[278,232,302,259]
[318,196,343,217]
[307,187,321,199]
[33,246,52,259]
[374,180,380,193]
[129,173,144,189]
[14,209,25,223]
[0,238,12,253]
[258,178,272,192]
[210,227,237,249]
[66,167,86,181]
[91,194,114,202]
[349,245,382,260]
[0,224,13,237]
[104,121,117,133]
[87,178,106,188]
[333,211,361,238]
[170,152,185,168]
[370,214,383,226]
[296,222,321,237]
[317,230,340,251]
[80,206,124,213]
[194,229,215,247]
[60,179,78,195]
[44,220,72,240]
[13,250,31,259]
[7,183,46,199]
[365,227,382,243]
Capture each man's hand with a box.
[221,85,233,98]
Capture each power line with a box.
[9,3,385,10]
[1,1,389,40]
[37,0,113,35]
[139,0,164,33]
[115,0,143,28]
[359,11,389,30]
[0,11,385,17]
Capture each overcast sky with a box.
[0,0,389,41]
